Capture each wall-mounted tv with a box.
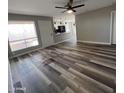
[55,26,66,33]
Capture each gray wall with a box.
[8,13,53,58]
[76,5,116,43]
[8,61,14,93]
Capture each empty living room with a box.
[2,0,124,93]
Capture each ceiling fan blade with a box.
[55,6,67,9]
[73,10,76,12]
[72,4,85,9]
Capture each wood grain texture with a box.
[10,42,116,93]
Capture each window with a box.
[8,21,39,52]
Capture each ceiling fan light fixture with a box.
[55,0,85,13]
[67,9,73,13]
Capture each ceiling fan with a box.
[55,0,85,13]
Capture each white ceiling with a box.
[8,0,116,17]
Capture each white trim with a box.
[110,11,113,44]
[9,38,72,59]
[110,10,116,44]
[77,40,111,45]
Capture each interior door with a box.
[112,11,116,44]
[38,20,54,48]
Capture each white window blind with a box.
[8,21,39,52]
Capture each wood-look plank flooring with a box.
[9,42,116,93]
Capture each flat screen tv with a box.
[58,26,66,33]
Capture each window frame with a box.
[8,20,40,53]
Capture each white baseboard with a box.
[77,40,111,45]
